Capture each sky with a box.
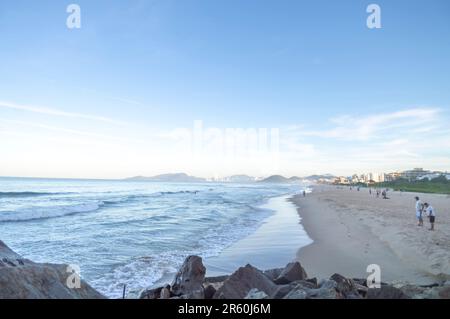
[0,0,449,179]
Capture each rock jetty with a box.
[139,255,450,299]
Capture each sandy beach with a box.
[293,185,450,285]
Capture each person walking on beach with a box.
[424,203,436,231]
[415,196,424,226]
[303,190,306,197]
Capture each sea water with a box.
[0,177,309,298]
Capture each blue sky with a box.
[1,0,449,178]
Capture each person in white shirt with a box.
[424,203,436,231]
[415,196,424,226]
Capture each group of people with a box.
[368,188,389,199]
[415,196,436,231]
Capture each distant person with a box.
[303,190,306,197]
[369,188,372,195]
[424,203,436,231]
[382,189,389,199]
[376,190,380,198]
[415,196,424,227]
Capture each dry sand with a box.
[292,185,450,285]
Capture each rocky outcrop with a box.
[213,264,277,299]
[136,256,449,300]
[140,255,206,299]
[273,262,308,284]
[171,255,206,299]
[0,241,104,299]
[245,288,269,299]
[367,285,408,299]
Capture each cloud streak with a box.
[0,101,127,125]
[303,108,441,141]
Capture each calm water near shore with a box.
[0,177,311,298]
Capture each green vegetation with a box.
[377,176,450,195]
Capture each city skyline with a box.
[1,0,450,179]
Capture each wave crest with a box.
[0,202,102,222]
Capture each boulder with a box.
[204,285,216,299]
[139,286,163,299]
[367,285,409,299]
[330,273,359,298]
[283,286,308,299]
[271,280,316,299]
[0,241,105,299]
[213,264,277,299]
[319,279,338,289]
[171,256,206,299]
[305,277,318,287]
[245,288,268,299]
[263,268,283,281]
[273,262,308,285]
[160,287,171,299]
[182,289,205,299]
[306,287,339,299]
[438,286,450,299]
[204,275,229,291]
[271,284,293,299]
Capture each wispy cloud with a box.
[0,101,127,125]
[303,108,440,141]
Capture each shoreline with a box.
[292,185,450,285]
[150,193,312,292]
[203,194,311,276]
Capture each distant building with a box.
[385,172,401,182]
[334,176,350,185]
[401,168,430,181]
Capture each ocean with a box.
[0,177,309,298]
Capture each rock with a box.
[306,287,339,299]
[271,280,316,299]
[0,241,105,299]
[271,285,293,299]
[183,290,205,299]
[160,287,171,299]
[352,278,368,287]
[330,273,358,298]
[398,284,427,299]
[345,292,363,299]
[367,286,409,299]
[273,262,308,285]
[204,275,229,291]
[319,279,338,290]
[305,278,318,287]
[354,283,369,296]
[438,286,450,299]
[204,275,229,284]
[245,288,268,299]
[204,285,216,299]
[283,286,308,299]
[213,264,277,299]
[263,268,283,281]
[171,256,206,299]
[293,279,317,289]
[139,286,164,299]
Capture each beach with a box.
[293,185,450,285]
